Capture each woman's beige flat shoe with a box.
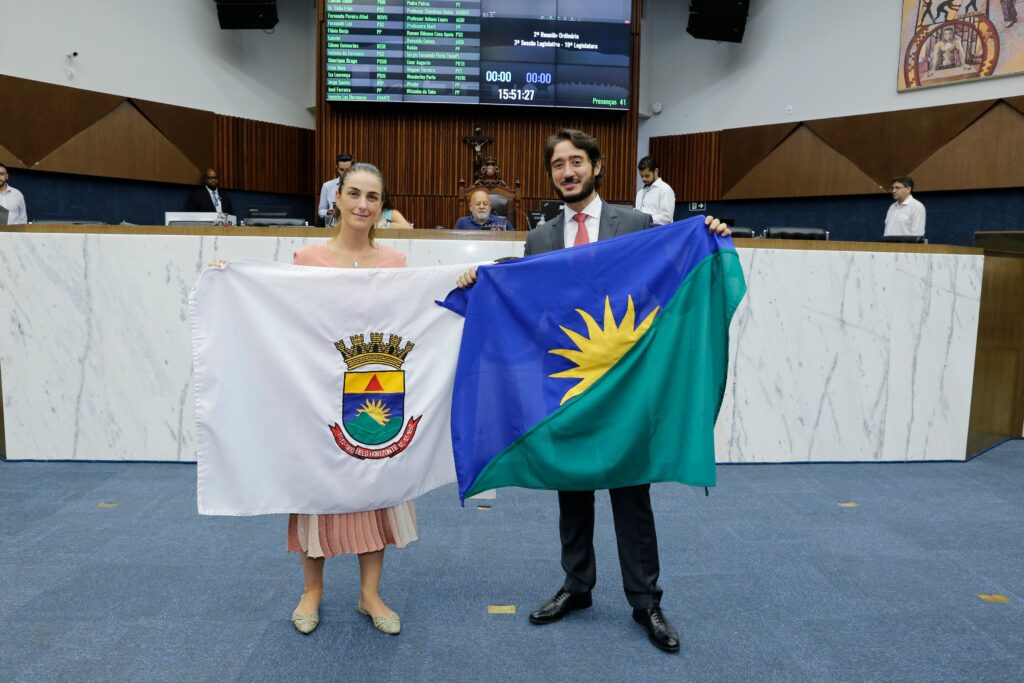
[357,605,401,635]
[291,609,320,635]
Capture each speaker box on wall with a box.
[686,0,750,43]
[216,1,279,30]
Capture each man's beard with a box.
[472,209,491,223]
[556,175,596,204]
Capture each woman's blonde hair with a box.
[332,162,386,245]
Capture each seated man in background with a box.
[0,162,28,224]
[454,189,513,230]
[186,169,234,215]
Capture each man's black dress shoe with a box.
[632,607,680,653]
[528,589,593,624]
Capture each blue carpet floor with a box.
[1,441,1022,682]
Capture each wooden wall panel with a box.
[724,125,881,200]
[0,143,26,169]
[211,116,316,196]
[804,101,992,188]
[649,131,721,201]
[652,96,1024,202]
[213,115,240,190]
[1,75,313,197]
[133,99,216,172]
[0,75,122,167]
[33,102,201,184]
[314,0,642,230]
[1005,95,1024,117]
[968,255,1024,453]
[910,103,1024,191]
[316,108,638,230]
[718,122,797,196]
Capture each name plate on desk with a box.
[164,212,237,226]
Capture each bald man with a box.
[454,189,513,230]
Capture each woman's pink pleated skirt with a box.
[287,501,418,558]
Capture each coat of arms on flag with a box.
[330,332,422,460]
[190,260,465,516]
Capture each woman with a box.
[376,190,412,230]
[288,163,414,636]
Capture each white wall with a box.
[639,0,1024,147]
[0,0,316,129]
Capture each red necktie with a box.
[572,212,589,246]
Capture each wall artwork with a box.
[899,0,1022,90]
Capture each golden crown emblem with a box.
[335,332,414,369]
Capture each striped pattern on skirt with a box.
[287,501,418,557]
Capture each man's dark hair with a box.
[337,153,353,163]
[543,129,603,188]
[892,175,914,190]
[637,156,658,172]
[0,162,8,173]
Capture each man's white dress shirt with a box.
[562,196,603,247]
[0,185,27,224]
[634,177,676,225]
[884,194,926,236]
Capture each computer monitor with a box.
[540,200,563,222]
[248,206,290,219]
[164,212,236,226]
[526,210,546,231]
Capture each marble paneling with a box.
[715,249,983,462]
[0,233,520,460]
[0,234,981,462]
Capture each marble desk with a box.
[0,227,986,463]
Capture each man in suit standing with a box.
[457,129,729,653]
[186,169,233,215]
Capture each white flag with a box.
[189,260,466,515]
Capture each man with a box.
[318,153,354,227]
[0,162,28,224]
[884,176,926,237]
[458,129,729,654]
[186,169,234,215]
[634,156,676,225]
[454,189,513,230]
[927,26,970,76]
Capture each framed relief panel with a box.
[899,0,1022,91]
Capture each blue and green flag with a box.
[440,216,746,502]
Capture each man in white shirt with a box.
[0,163,28,224]
[318,153,354,227]
[634,157,676,225]
[884,176,926,237]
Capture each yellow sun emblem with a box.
[548,295,659,405]
[356,399,392,425]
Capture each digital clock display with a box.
[497,88,536,100]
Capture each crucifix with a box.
[462,126,492,184]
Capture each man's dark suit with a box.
[525,200,662,609]
[185,187,234,215]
